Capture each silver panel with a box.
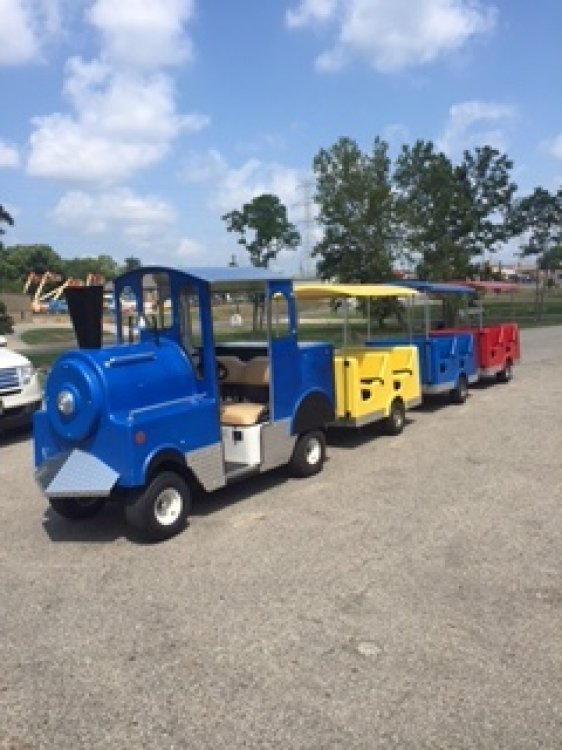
[423,381,454,394]
[468,373,479,384]
[480,366,501,377]
[332,409,385,428]
[406,396,423,409]
[39,450,119,498]
[260,419,296,472]
[186,442,225,492]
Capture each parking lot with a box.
[1,326,561,749]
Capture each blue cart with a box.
[366,281,478,404]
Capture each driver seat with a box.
[220,357,270,426]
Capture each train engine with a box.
[33,267,335,541]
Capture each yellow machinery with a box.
[294,283,422,433]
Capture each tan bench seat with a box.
[218,356,270,426]
[220,402,268,426]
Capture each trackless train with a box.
[32,266,519,541]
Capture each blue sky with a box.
[1,0,561,274]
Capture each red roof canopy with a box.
[456,280,519,294]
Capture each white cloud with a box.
[543,134,562,160]
[0,0,62,66]
[182,149,229,183]
[438,100,516,156]
[52,188,176,240]
[176,237,205,261]
[27,59,208,182]
[0,140,20,168]
[287,0,496,73]
[26,2,206,183]
[211,157,304,217]
[87,0,195,70]
[286,0,340,28]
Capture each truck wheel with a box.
[289,430,326,478]
[496,361,513,383]
[385,398,406,436]
[450,374,468,404]
[49,497,105,520]
[125,471,191,542]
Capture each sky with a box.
[1,0,561,275]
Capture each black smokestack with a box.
[65,286,104,349]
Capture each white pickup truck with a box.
[0,335,42,430]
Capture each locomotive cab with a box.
[33,266,334,541]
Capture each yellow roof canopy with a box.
[294,283,419,300]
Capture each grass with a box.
[21,327,76,345]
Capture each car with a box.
[0,335,43,431]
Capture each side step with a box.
[225,461,260,483]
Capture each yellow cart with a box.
[295,283,422,434]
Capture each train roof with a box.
[114,265,289,292]
[395,280,475,295]
[294,283,419,300]
[457,280,519,293]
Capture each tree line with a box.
[2,136,562,293]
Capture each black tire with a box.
[49,496,105,520]
[496,361,513,383]
[289,430,326,478]
[450,374,469,404]
[125,471,191,542]
[384,398,406,436]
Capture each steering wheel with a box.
[196,360,228,381]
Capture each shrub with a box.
[0,300,14,334]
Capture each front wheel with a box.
[384,398,406,436]
[125,471,191,542]
[496,361,513,383]
[289,430,326,478]
[49,496,105,520]
[450,374,468,404]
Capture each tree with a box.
[222,193,300,268]
[457,146,517,267]
[313,136,398,283]
[123,256,142,272]
[0,204,14,247]
[222,194,300,329]
[394,140,474,281]
[511,187,562,319]
[0,300,13,335]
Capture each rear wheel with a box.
[496,361,513,383]
[49,497,105,520]
[385,398,406,436]
[289,430,326,478]
[450,374,468,404]
[125,471,191,542]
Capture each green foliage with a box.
[0,300,13,335]
[458,146,517,258]
[0,204,14,247]
[394,140,475,280]
[511,187,562,259]
[313,136,397,283]
[222,193,300,268]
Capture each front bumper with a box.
[36,449,119,499]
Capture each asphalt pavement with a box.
[0,326,561,749]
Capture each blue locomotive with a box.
[34,267,335,541]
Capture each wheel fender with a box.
[144,447,190,485]
[291,390,334,436]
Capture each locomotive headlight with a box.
[57,389,76,417]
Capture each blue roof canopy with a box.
[114,265,289,291]
[394,280,475,295]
